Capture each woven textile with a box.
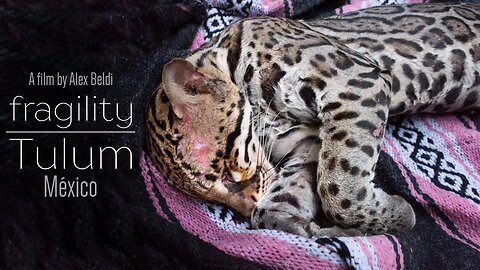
[141,0,480,269]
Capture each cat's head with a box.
[146,58,274,217]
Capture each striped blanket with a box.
[141,1,480,269]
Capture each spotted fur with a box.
[146,3,480,237]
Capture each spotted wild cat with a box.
[145,3,480,237]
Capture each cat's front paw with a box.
[308,222,364,238]
[251,207,364,238]
[251,207,317,237]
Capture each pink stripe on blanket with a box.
[388,235,404,270]
[384,139,480,251]
[337,0,427,15]
[257,0,289,16]
[142,153,344,269]
[341,235,403,269]
[189,31,206,51]
[367,236,403,270]
[357,240,374,267]
[140,154,171,222]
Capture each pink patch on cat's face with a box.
[178,107,216,170]
[191,141,210,168]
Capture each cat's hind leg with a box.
[251,154,361,238]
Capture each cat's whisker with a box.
[264,107,288,162]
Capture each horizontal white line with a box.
[6,130,135,134]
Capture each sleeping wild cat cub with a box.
[145,3,480,237]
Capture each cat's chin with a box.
[209,181,260,217]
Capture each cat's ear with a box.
[162,58,209,119]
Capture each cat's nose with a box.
[231,185,260,217]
